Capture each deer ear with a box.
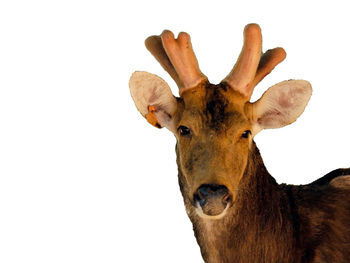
[252,80,312,133]
[129,71,178,132]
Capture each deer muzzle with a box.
[194,184,232,217]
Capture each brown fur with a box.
[177,142,350,263]
[172,84,350,263]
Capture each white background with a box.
[0,1,349,262]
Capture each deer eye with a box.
[241,130,251,138]
[178,125,191,136]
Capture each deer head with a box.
[129,24,312,219]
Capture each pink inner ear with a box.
[257,109,282,127]
[278,91,293,108]
[254,80,312,130]
[129,72,177,127]
[147,86,159,105]
[278,87,305,109]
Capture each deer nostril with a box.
[198,197,207,207]
[198,184,229,196]
[222,193,231,205]
[194,184,230,207]
[198,185,211,197]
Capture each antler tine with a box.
[251,47,287,88]
[161,30,207,95]
[223,24,262,99]
[145,35,184,88]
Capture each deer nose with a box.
[194,184,231,208]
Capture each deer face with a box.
[174,84,252,217]
[130,24,312,219]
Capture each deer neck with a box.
[182,142,296,263]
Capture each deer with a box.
[129,24,350,262]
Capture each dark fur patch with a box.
[204,84,231,132]
[308,168,350,186]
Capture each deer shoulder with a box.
[309,168,350,189]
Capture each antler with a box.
[145,30,207,96]
[145,35,183,88]
[252,47,286,88]
[223,24,286,99]
[145,25,285,98]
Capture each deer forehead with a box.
[177,84,251,132]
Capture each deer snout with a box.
[194,184,232,217]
